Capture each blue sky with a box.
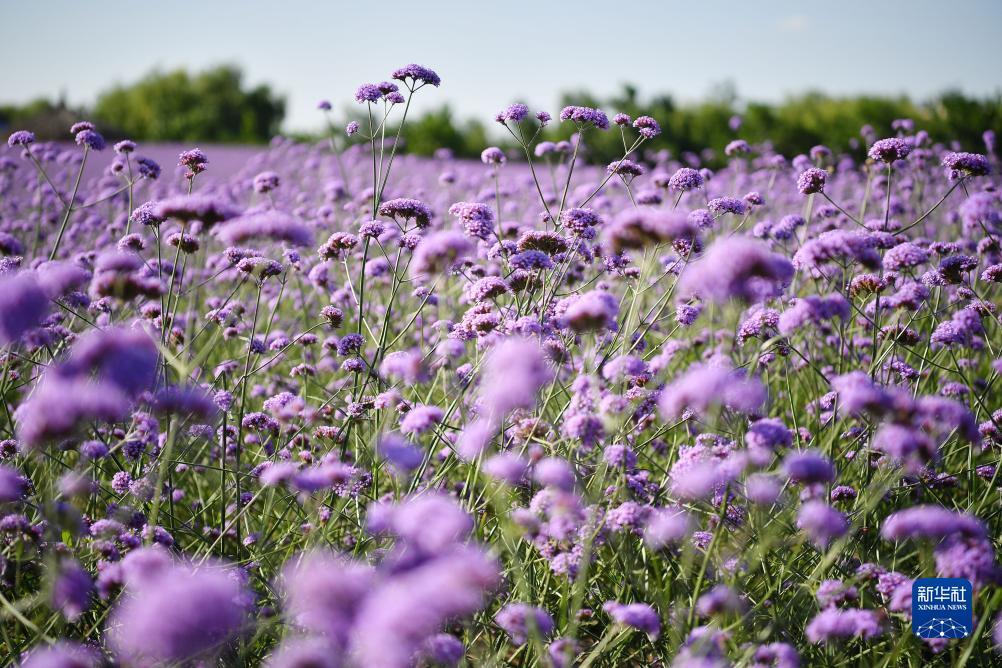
[2,1,1001,132]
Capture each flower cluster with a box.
[1,70,1000,668]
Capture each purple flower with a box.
[497,103,529,123]
[880,505,986,541]
[942,151,991,179]
[777,293,850,335]
[265,637,339,668]
[418,634,465,667]
[793,230,880,273]
[130,200,165,227]
[602,209,697,253]
[152,386,220,421]
[355,83,383,103]
[602,601,660,639]
[871,424,936,468]
[559,207,602,232]
[805,608,883,643]
[7,130,35,147]
[547,638,579,668]
[136,155,161,179]
[478,337,553,421]
[51,559,93,621]
[607,159,645,177]
[868,137,912,163]
[495,603,554,644]
[816,579,858,608]
[751,642,801,668]
[559,290,619,333]
[379,197,434,228]
[643,508,691,549]
[725,139,751,156]
[934,535,999,588]
[178,147,208,175]
[559,106,610,130]
[483,453,528,485]
[16,380,128,449]
[533,458,576,491]
[982,263,1002,283]
[744,474,782,505]
[449,201,496,239]
[391,63,441,87]
[677,302,701,326]
[668,167,705,192]
[319,232,359,261]
[152,194,240,226]
[62,326,159,397]
[108,550,249,664]
[380,349,430,385]
[216,210,313,247]
[883,242,928,271]
[376,434,422,474]
[797,501,849,548]
[481,146,506,165]
[679,237,793,303]
[0,465,27,502]
[350,547,498,667]
[688,208,715,230]
[633,115,661,138]
[707,196,747,216]
[410,231,474,279]
[281,550,374,643]
[797,167,827,195]
[75,129,106,151]
[509,249,553,271]
[252,170,280,193]
[400,404,444,435]
[783,450,835,484]
[336,333,364,356]
[21,642,100,668]
[659,361,766,418]
[696,585,746,617]
[959,191,1001,232]
[745,418,792,453]
[0,272,49,345]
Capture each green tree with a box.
[396,106,489,157]
[93,65,285,143]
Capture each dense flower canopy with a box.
[1,69,1001,668]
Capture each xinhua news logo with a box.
[911,578,973,640]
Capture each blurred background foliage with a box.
[2,65,999,166]
[1,65,286,145]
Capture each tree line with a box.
[2,66,999,166]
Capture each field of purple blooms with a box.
[1,62,1002,667]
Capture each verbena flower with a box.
[796,167,827,194]
[391,63,441,87]
[868,137,912,163]
[602,601,660,639]
[7,130,35,147]
[496,103,529,123]
[107,549,250,664]
[559,105,610,130]
[679,237,793,303]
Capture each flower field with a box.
[2,64,1002,667]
